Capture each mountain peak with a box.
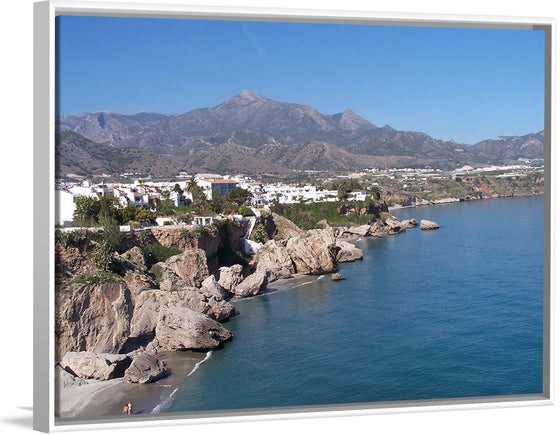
[239,89,260,98]
[331,108,376,131]
[219,90,271,108]
[234,90,269,102]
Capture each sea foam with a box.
[151,351,213,413]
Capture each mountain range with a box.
[55,90,544,179]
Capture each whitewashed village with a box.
[56,174,363,227]
[56,162,543,229]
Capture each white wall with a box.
[55,190,76,226]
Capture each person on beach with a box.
[122,405,128,415]
[127,402,133,415]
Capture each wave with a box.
[151,351,213,414]
[151,387,179,414]
[186,350,213,378]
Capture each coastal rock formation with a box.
[124,351,167,384]
[114,246,147,273]
[166,249,209,288]
[155,307,232,351]
[344,224,371,238]
[216,264,245,293]
[415,198,431,206]
[255,261,293,283]
[200,275,229,299]
[55,243,97,282]
[383,217,406,235]
[335,241,364,263]
[285,228,338,274]
[55,364,89,388]
[401,219,419,229]
[234,271,268,298]
[263,212,303,240]
[420,220,441,230]
[149,261,188,291]
[60,352,131,380]
[255,228,339,275]
[55,282,133,360]
[122,270,157,303]
[369,217,405,236]
[149,226,220,256]
[254,240,295,273]
[332,273,344,281]
[130,288,238,338]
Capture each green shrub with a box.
[250,223,267,243]
[91,241,114,271]
[140,242,182,267]
[239,206,255,217]
[139,230,153,245]
[70,272,117,285]
[55,230,87,248]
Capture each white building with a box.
[56,189,76,226]
[193,216,215,226]
[347,190,367,202]
[155,216,177,226]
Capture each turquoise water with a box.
[166,196,544,412]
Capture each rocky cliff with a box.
[54,212,409,387]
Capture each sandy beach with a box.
[56,350,207,420]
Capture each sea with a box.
[164,195,544,413]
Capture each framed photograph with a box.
[34,0,554,432]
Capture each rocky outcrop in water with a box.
[155,307,232,351]
[335,241,364,263]
[234,271,268,298]
[400,219,419,229]
[420,220,440,230]
[342,224,371,238]
[255,227,370,275]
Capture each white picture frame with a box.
[31,1,556,433]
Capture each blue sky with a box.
[56,16,545,144]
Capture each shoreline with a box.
[55,191,543,421]
[56,193,543,420]
[56,350,208,420]
[55,274,325,421]
[387,191,543,211]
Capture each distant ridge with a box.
[56,91,544,176]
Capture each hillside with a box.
[55,91,545,176]
[55,131,188,179]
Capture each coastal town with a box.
[56,162,544,228]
